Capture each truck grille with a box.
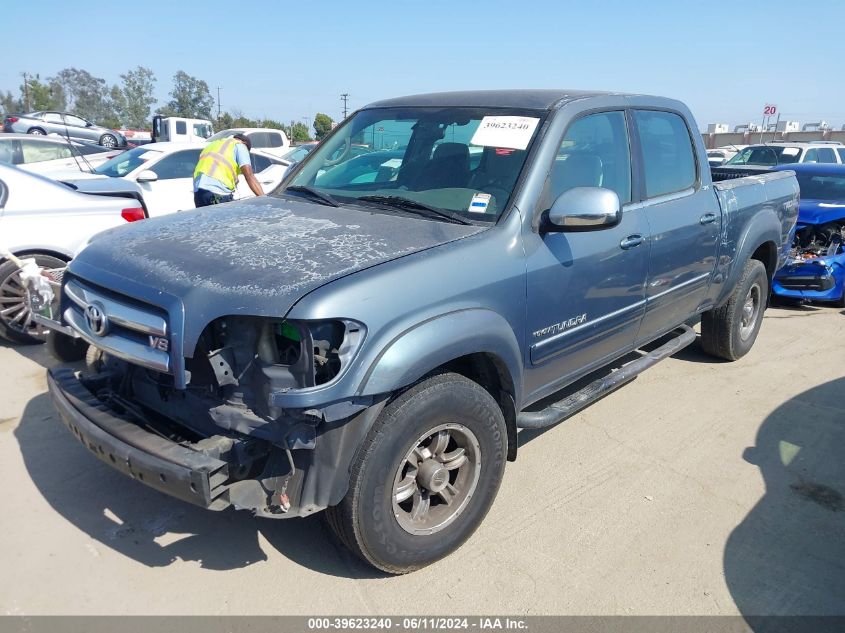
[63,277,171,373]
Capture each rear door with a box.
[523,110,650,399]
[631,109,720,342]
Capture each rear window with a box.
[794,172,845,201]
[249,131,283,148]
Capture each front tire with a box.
[326,372,507,574]
[0,254,65,344]
[701,259,768,361]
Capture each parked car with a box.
[771,163,845,306]
[0,163,145,343]
[706,145,744,167]
[3,111,127,148]
[207,127,291,159]
[59,143,288,217]
[0,133,122,175]
[42,89,797,574]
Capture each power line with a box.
[340,93,349,119]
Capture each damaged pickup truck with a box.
[44,90,798,574]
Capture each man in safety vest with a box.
[193,133,264,207]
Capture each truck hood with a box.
[797,199,845,226]
[71,195,486,324]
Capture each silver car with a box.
[3,111,126,148]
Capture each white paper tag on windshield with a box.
[138,151,158,160]
[471,116,540,150]
[781,147,800,157]
[468,192,491,213]
[380,158,402,168]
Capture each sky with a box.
[2,0,843,131]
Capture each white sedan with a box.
[0,163,146,343]
[0,133,121,176]
[59,142,289,217]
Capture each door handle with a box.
[620,234,644,250]
[700,213,717,225]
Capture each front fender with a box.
[358,308,524,406]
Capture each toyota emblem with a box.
[84,303,109,336]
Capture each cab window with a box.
[548,111,632,204]
[634,110,697,198]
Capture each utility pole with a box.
[216,86,222,119]
[340,93,349,119]
[21,72,30,112]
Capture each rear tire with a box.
[0,254,65,344]
[99,134,117,148]
[27,127,45,135]
[701,259,768,361]
[325,372,507,574]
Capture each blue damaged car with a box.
[772,163,845,307]
[39,90,798,573]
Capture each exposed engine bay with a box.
[788,220,844,261]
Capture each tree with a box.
[0,90,22,115]
[50,68,111,122]
[313,113,333,141]
[215,111,233,131]
[118,66,156,129]
[100,85,125,130]
[22,75,63,111]
[290,122,311,143]
[165,71,214,120]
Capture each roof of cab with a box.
[365,89,636,111]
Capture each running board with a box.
[516,325,696,429]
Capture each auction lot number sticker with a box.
[471,116,540,150]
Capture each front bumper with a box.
[48,368,230,509]
[773,258,844,302]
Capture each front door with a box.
[137,148,202,216]
[523,110,649,402]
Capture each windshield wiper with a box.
[285,185,340,207]
[357,195,472,225]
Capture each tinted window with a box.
[175,121,187,135]
[634,110,696,198]
[149,149,201,180]
[726,145,799,166]
[549,111,631,204]
[838,148,845,163]
[816,147,837,164]
[794,172,845,201]
[249,131,282,148]
[64,114,87,127]
[251,153,272,172]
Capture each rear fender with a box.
[716,208,782,307]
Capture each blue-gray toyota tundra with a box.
[45,90,798,573]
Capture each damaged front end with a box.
[773,219,845,303]
[50,311,385,518]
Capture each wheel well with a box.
[28,127,45,133]
[750,241,777,282]
[0,249,71,267]
[441,353,518,462]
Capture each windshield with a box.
[726,145,801,166]
[795,172,845,201]
[282,145,315,162]
[94,146,160,177]
[281,106,545,222]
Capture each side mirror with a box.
[136,170,159,183]
[545,187,621,232]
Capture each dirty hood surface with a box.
[71,195,486,320]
